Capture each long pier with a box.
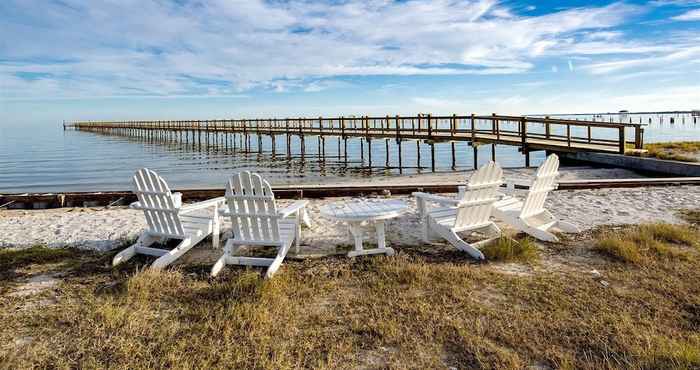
[65,114,644,169]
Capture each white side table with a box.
[320,199,408,257]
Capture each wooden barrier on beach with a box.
[65,114,644,169]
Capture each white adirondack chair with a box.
[112,168,224,269]
[493,154,580,242]
[212,171,311,278]
[413,161,503,260]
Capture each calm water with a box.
[1,113,698,193]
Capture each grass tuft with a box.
[594,223,699,264]
[679,209,700,225]
[482,236,539,263]
[595,237,642,264]
[639,223,698,247]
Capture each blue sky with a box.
[1,0,699,123]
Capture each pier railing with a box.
[66,114,644,155]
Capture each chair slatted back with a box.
[133,168,185,236]
[454,161,503,229]
[225,171,281,245]
[521,154,559,218]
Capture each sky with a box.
[1,0,699,123]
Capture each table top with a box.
[319,198,408,221]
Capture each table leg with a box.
[348,222,365,255]
[375,221,395,256]
[347,220,395,258]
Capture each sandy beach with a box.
[1,167,696,253]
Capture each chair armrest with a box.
[411,192,460,207]
[180,196,226,214]
[279,200,309,218]
[172,192,182,208]
[129,201,141,209]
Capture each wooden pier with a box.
[65,114,644,169]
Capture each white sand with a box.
[1,168,697,253]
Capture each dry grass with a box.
[2,228,700,369]
[628,141,700,162]
[0,246,81,280]
[594,223,698,264]
[481,236,539,263]
[679,209,700,225]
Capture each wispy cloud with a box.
[673,8,700,20]
[583,46,700,75]
[0,0,649,99]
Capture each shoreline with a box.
[1,166,698,253]
[0,165,646,196]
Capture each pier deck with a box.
[65,114,644,168]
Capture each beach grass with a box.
[628,141,700,162]
[2,226,700,369]
[481,236,539,263]
[594,223,698,264]
[679,209,700,225]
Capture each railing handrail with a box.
[66,114,642,129]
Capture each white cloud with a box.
[0,0,648,99]
[583,46,700,75]
[568,60,574,71]
[673,8,700,20]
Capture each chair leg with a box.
[151,238,193,270]
[266,243,291,279]
[542,210,579,234]
[447,230,485,260]
[555,221,580,233]
[523,225,559,243]
[113,233,156,266]
[422,216,437,243]
[300,208,312,228]
[212,206,221,249]
[294,219,302,254]
[211,254,228,277]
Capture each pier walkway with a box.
[65,114,644,167]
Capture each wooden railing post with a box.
[520,117,527,148]
[427,114,433,139]
[395,115,401,143]
[470,113,476,142]
[545,116,551,139]
[492,113,499,141]
[635,126,643,149]
[619,126,625,154]
[365,116,369,137]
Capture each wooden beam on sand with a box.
[3,177,700,210]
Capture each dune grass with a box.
[679,209,700,225]
[594,223,698,264]
[628,141,700,162]
[481,236,539,263]
[2,232,700,369]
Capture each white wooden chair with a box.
[493,154,580,242]
[413,161,503,260]
[212,171,311,278]
[112,168,224,269]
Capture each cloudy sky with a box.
[1,0,699,122]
